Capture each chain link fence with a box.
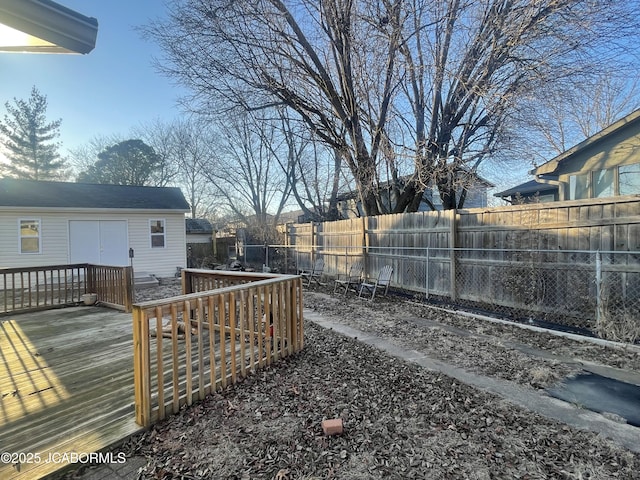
[240,244,639,343]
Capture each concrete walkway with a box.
[306,310,640,454]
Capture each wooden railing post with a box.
[132,305,151,427]
[123,266,134,312]
[181,269,191,295]
[86,264,95,294]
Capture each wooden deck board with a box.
[0,307,141,480]
[0,306,277,479]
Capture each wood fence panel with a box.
[285,196,640,310]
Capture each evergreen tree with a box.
[76,139,162,186]
[0,86,66,180]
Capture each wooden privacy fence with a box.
[285,196,640,282]
[0,264,133,315]
[132,270,304,427]
[281,196,640,330]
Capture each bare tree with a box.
[145,0,398,215]
[134,119,180,187]
[135,117,216,217]
[269,110,346,222]
[201,111,292,233]
[514,74,640,167]
[170,118,216,218]
[390,0,640,209]
[146,0,640,213]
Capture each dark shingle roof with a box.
[185,218,214,234]
[0,179,190,210]
[494,180,558,198]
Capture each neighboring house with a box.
[336,173,494,218]
[0,179,190,277]
[186,218,214,244]
[530,109,640,201]
[494,180,559,204]
[279,208,325,224]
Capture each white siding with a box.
[0,209,186,277]
[128,214,186,277]
[0,211,70,267]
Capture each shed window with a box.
[619,163,640,195]
[19,219,41,254]
[150,219,165,248]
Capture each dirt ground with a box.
[64,281,640,479]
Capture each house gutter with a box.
[0,0,98,54]
[533,173,562,188]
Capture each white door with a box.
[69,220,128,266]
[69,221,100,264]
[99,221,128,265]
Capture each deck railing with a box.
[86,264,134,312]
[0,264,134,315]
[132,270,304,427]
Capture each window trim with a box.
[568,162,640,199]
[18,218,42,254]
[568,172,590,200]
[149,218,166,249]
[592,167,615,198]
[618,162,640,196]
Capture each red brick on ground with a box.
[321,418,344,436]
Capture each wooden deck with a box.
[0,272,305,479]
[0,306,141,480]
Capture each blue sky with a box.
[0,0,186,157]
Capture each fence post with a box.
[425,247,430,299]
[311,222,316,265]
[362,216,369,279]
[284,224,289,274]
[86,264,95,294]
[595,250,602,327]
[450,209,458,301]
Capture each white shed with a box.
[0,179,190,277]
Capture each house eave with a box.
[530,109,640,176]
[0,206,190,214]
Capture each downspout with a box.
[533,174,563,199]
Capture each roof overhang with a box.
[0,0,97,54]
[493,180,558,198]
[530,108,640,177]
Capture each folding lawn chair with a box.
[333,260,364,295]
[358,264,393,300]
[299,256,325,286]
